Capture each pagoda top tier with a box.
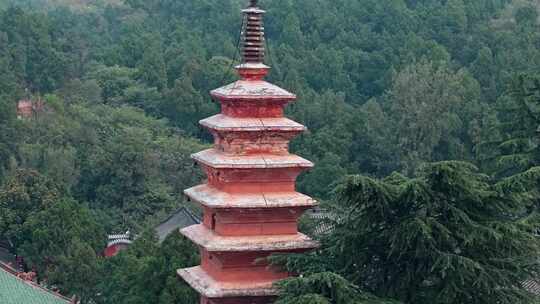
[211,80,296,102]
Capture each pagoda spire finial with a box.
[237,0,269,80]
[241,0,265,65]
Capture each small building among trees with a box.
[103,207,200,257]
[103,232,133,258]
[16,98,45,119]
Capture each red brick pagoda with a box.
[178,1,318,303]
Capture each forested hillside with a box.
[0,0,123,10]
[0,0,539,303]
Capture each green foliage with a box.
[276,272,398,304]
[47,239,102,303]
[88,65,138,104]
[98,231,199,304]
[514,5,539,26]
[384,60,481,175]
[0,0,537,189]
[276,161,540,304]
[161,77,217,137]
[18,197,105,272]
[0,169,60,247]
[137,34,167,90]
[13,101,205,231]
[490,73,540,176]
[0,169,107,302]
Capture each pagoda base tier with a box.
[178,266,277,298]
[201,296,276,304]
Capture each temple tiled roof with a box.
[155,207,201,242]
[306,209,335,236]
[0,267,70,304]
[523,279,540,295]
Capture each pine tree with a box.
[385,60,481,175]
[0,95,18,181]
[161,76,216,137]
[274,161,540,304]
[276,272,399,304]
[138,34,167,91]
[494,73,540,176]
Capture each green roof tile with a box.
[0,268,70,304]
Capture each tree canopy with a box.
[275,162,540,304]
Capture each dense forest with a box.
[0,0,539,303]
